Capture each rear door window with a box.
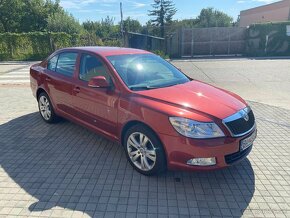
[56,52,78,77]
[47,55,58,71]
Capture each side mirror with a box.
[88,76,110,88]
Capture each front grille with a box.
[225,145,252,165]
[225,110,255,136]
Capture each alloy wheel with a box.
[127,132,157,171]
[39,96,51,121]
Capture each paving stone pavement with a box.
[0,87,290,218]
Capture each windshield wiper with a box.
[129,86,159,91]
[129,83,179,91]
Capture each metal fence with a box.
[167,27,247,58]
[125,32,165,52]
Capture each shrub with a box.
[246,22,290,56]
[0,32,103,61]
[152,50,169,59]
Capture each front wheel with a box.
[124,124,167,176]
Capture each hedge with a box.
[0,32,106,61]
[1,23,290,60]
[246,22,290,56]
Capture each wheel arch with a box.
[121,121,150,145]
[36,87,47,100]
[121,121,168,158]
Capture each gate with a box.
[168,27,247,57]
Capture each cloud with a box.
[124,12,147,18]
[60,0,149,18]
[60,0,118,10]
[60,1,80,9]
[101,3,113,7]
[78,9,113,14]
[124,0,148,8]
[133,2,147,8]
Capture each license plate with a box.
[240,130,257,151]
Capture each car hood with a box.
[137,80,247,120]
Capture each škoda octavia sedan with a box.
[30,47,256,175]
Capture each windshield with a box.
[107,54,190,90]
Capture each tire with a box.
[124,124,167,176]
[37,92,59,123]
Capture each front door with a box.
[72,53,119,139]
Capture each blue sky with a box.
[59,0,280,24]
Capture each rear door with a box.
[45,52,78,115]
[71,53,119,138]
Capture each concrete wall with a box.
[240,0,290,27]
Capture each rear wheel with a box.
[38,92,59,123]
[124,124,166,176]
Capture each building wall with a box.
[240,0,290,27]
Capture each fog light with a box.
[187,157,216,166]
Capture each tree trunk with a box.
[160,24,165,38]
[0,18,8,32]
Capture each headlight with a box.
[169,117,225,139]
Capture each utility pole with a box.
[120,2,125,47]
[288,0,290,21]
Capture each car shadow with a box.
[0,112,255,217]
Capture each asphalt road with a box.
[1,58,289,110]
[172,58,290,110]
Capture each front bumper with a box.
[159,128,256,171]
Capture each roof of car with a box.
[66,46,151,56]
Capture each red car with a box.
[30,47,256,175]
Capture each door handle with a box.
[73,87,81,93]
[45,77,51,82]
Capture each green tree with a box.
[96,16,119,39]
[0,0,62,32]
[233,15,240,27]
[148,0,177,37]
[0,0,23,32]
[20,0,59,32]
[83,20,101,33]
[175,19,199,28]
[83,17,121,46]
[196,8,233,27]
[121,17,142,32]
[47,10,83,34]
